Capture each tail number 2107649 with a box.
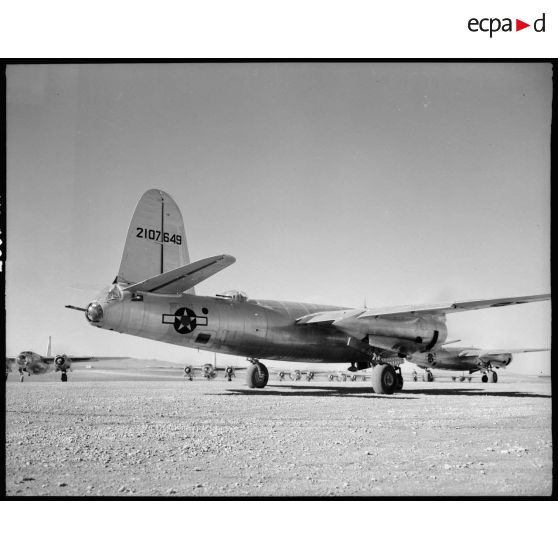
[136,227,182,245]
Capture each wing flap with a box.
[123,254,235,295]
[295,308,362,325]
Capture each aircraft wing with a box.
[296,294,550,324]
[42,356,129,363]
[123,254,235,295]
[457,348,550,358]
[356,294,550,319]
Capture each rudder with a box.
[117,190,193,291]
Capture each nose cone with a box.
[86,302,104,323]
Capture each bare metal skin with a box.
[88,287,447,363]
[407,346,549,374]
[67,189,549,392]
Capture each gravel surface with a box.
[5,371,552,497]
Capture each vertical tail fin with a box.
[117,190,195,294]
[47,336,52,358]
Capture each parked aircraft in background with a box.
[7,336,128,382]
[182,363,244,381]
[407,346,550,383]
[66,189,550,395]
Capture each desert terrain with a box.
[5,363,552,497]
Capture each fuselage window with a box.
[195,333,211,344]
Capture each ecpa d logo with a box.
[468,13,545,38]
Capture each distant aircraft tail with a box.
[47,336,52,358]
[117,189,194,293]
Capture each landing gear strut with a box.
[246,360,269,389]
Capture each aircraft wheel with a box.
[61,372,68,382]
[394,373,404,391]
[459,376,465,382]
[371,364,396,395]
[468,377,472,382]
[426,371,434,382]
[489,371,498,383]
[328,374,334,381]
[20,375,24,382]
[246,363,269,389]
[481,374,488,383]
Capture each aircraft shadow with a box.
[219,385,550,399]
[218,386,417,399]
[400,387,551,398]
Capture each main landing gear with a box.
[246,359,269,389]
[422,370,434,382]
[481,368,498,383]
[55,365,70,382]
[371,364,404,395]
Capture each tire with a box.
[394,373,404,391]
[246,363,269,388]
[426,372,434,382]
[20,375,24,382]
[489,371,498,383]
[371,364,396,395]
[61,372,68,382]
[481,374,488,383]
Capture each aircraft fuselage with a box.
[407,347,512,372]
[15,352,50,375]
[88,290,448,363]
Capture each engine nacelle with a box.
[202,363,216,379]
[54,354,72,371]
[479,354,513,369]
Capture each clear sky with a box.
[5,63,551,371]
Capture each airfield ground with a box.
[5,366,552,497]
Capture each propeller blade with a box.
[65,305,87,312]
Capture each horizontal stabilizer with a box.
[123,254,236,295]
